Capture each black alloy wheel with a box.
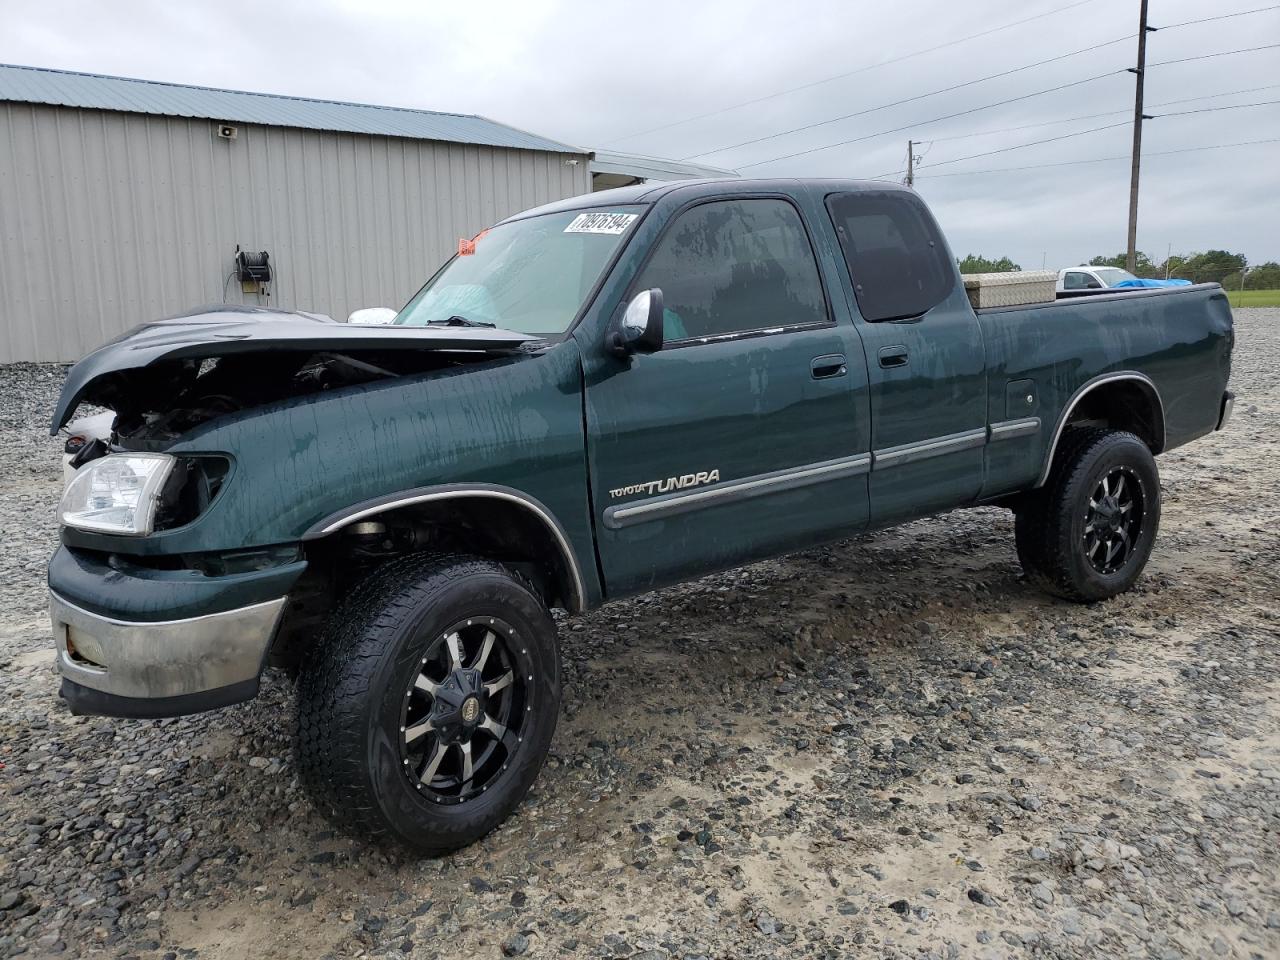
[399,617,530,804]
[1082,466,1147,575]
[297,553,560,855]
[1015,428,1161,602]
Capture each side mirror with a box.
[347,307,397,325]
[607,288,664,358]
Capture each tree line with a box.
[956,252,1280,290]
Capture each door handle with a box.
[811,354,848,380]
[878,345,909,369]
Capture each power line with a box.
[1154,83,1280,105]
[1147,42,1280,68]
[681,14,1280,162]
[1157,4,1280,31]
[1159,98,1280,117]
[606,2,1280,149]
[926,110,1129,142]
[877,120,1135,178]
[682,35,1135,160]
[875,99,1279,179]
[601,0,1103,145]
[911,138,1280,179]
[736,69,1125,169]
[921,84,1280,142]
[737,42,1280,170]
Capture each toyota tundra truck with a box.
[47,179,1235,854]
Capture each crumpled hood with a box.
[50,305,538,433]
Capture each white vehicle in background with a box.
[1057,266,1192,296]
[1057,266,1138,293]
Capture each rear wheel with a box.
[1015,428,1160,602]
[296,553,560,854]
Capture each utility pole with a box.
[905,140,915,188]
[1126,0,1154,273]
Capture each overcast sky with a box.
[3,0,1277,269]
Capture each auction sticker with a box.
[564,212,638,235]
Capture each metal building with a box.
[0,64,595,362]
[589,150,736,191]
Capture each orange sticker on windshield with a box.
[457,228,490,256]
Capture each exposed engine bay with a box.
[50,305,541,441]
[97,349,488,447]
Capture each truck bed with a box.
[976,281,1224,315]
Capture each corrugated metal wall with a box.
[0,103,592,362]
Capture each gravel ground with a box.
[1,310,1277,960]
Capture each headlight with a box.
[59,453,175,536]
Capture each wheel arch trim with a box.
[303,484,587,613]
[1035,371,1165,488]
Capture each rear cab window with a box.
[631,198,829,344]
[825,190,956,322]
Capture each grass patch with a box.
[1227,289,1280,308]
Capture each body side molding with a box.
[871,427,988,470]
[606,424,1008,530]
[303,484,587,613]
[603,453,872,530]
[606,419,1056,529]
[988,417,1041,441]
[1034,372,1165,488]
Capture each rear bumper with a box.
[50,590,286,717]
[1217,390,1235,430]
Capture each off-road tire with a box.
[296,553,560,855]
[1015,428,1161,602]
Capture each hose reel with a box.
[235,249,272,284]
[231,247,273,302]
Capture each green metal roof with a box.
[0,62,587,155]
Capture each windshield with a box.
[394,207,643,335]
[1094,267,1137,286]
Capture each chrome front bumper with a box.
[49,591,286,706]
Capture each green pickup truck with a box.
[49,179,1235,853]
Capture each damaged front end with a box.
[52,304,540,445]
[54,304,541,544]
[47,305,556,716]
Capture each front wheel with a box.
[296,554,560,855]
[1015,428,1161,602]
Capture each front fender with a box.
[61,341,599,603]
